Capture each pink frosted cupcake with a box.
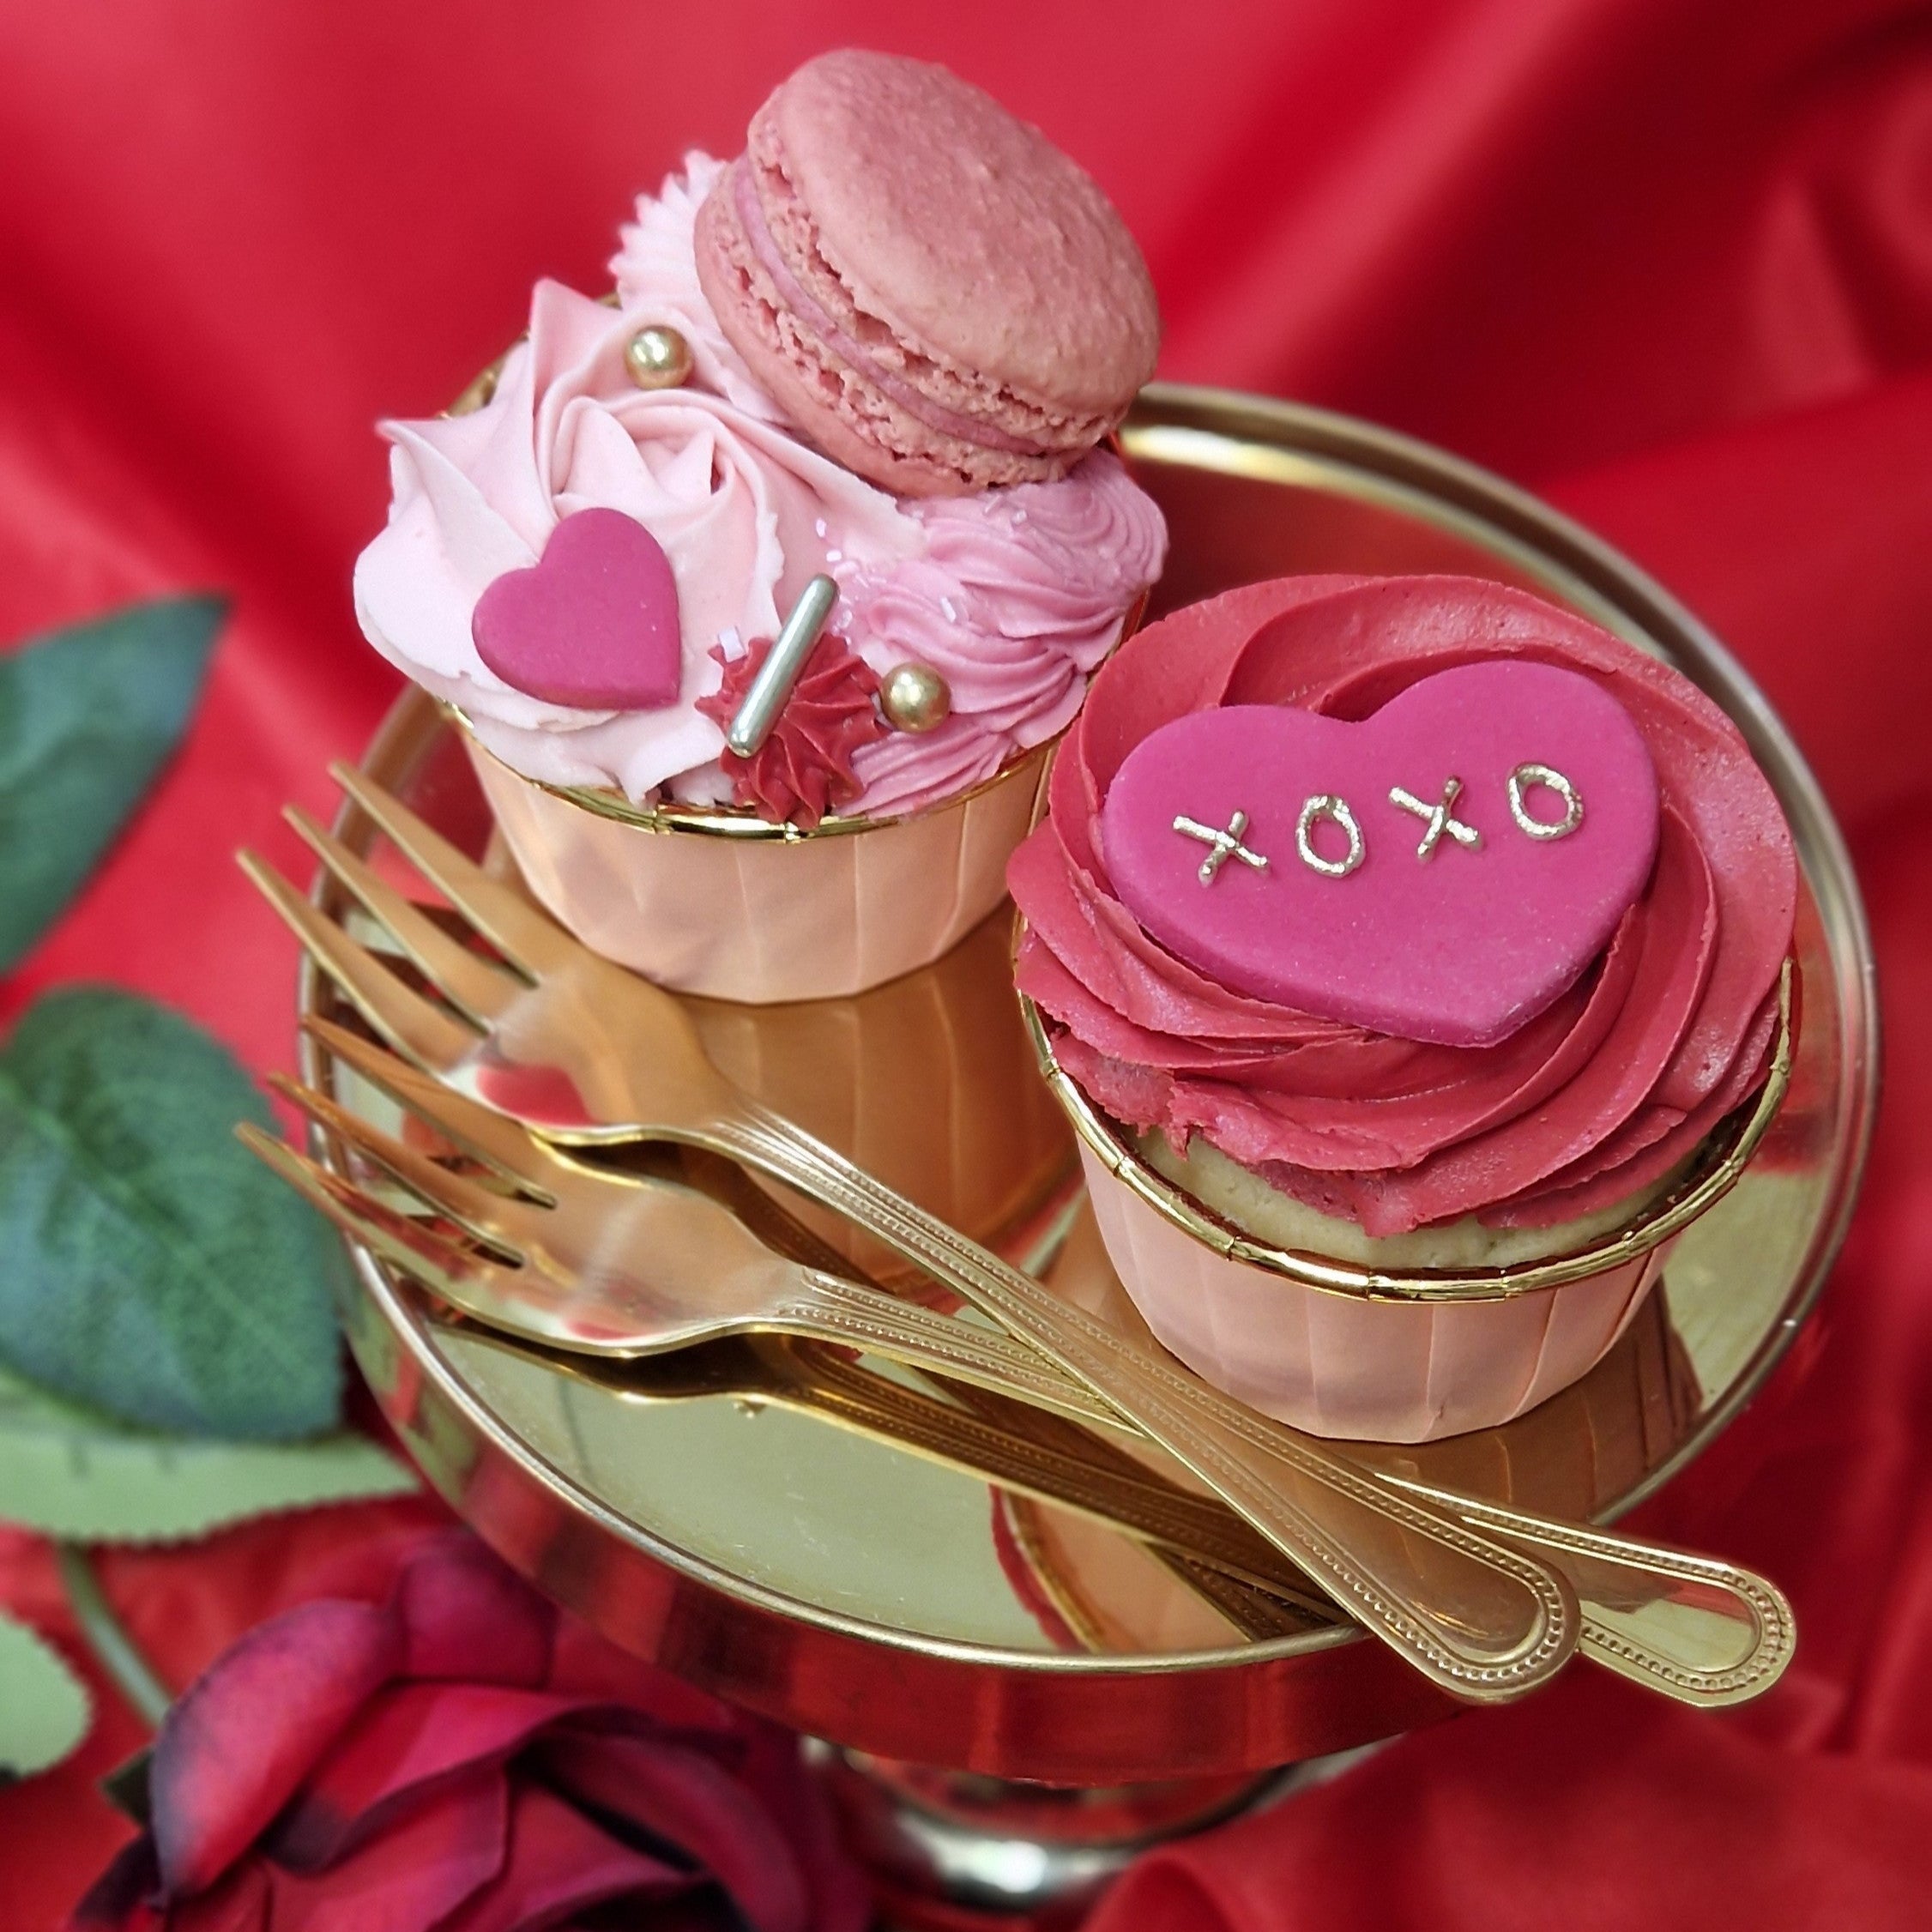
[1010,575,1796,1441]
[353,53,1164,1002]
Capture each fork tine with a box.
[237,1123,526,1308]
[238,849,479,1076]
[267,1071,530,1253]
[284,806,524,1030]
[301,1015,558,1201]
[331,762,575,977]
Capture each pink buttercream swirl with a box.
[1008,576,1796,1236]
[352,154,1165,818]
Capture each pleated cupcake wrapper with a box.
[468,738,1049,1003]
[1079,1142,1669,1444]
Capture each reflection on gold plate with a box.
[474,834,1078,1292]
[312,386,1875,1785]
[683,909,1079,1289]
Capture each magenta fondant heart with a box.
[471,507,682,709]
[1098,661,1661,1047]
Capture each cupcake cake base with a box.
[1028,957,1792,1443]
[1082,1139,1671,1441]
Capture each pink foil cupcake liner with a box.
[468,734,1050,1003]
[1079,1141,1669,1442]
[1025,960,1793,1445]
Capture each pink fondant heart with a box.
[471,507,681,709]
[1098,661,1660,1047]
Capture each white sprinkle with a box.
[718,626,745,661]
[940,597,957,624]
[814,519,828,539]
[824,548,842,564]
[1011,509,1027,524]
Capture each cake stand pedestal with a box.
[816,1747,1382,1929]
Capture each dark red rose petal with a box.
[545,1620,742,1732]
[438,1782,691,1932]
[70,1527,870,1932]
[66,1836,166,1932]
[152,1600,401,1896]
[733,1726,876,1932]
[269,1682,609,1871]
[533,1729,809,1932]
[394,1537,554,1687]
[261,1772,508,1932]
[167,1860,271,1932]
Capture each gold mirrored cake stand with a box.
[302,388,1877,1929]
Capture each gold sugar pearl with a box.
[625,324,693,390]
[879,662,951,734]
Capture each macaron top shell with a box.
[770,51,1157,414]
[696,49,1160,495]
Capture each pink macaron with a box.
[695,50,1160,498]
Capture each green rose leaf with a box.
[0,987,347,1440]
[0,595,226,970]
[0,1364,414,1543]
[0,1611,92,1778]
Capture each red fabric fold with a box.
[3,4,1931,1929]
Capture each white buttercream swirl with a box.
[353,154,1167,817]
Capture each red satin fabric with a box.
[3,3,1929,1926]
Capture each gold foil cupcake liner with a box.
[464,725,1053,1003]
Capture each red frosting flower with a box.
[69,1531,867,1932]
[697,631,886,826]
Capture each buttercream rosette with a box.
[352,153,1165,1000]
[1010,575,1796,1440]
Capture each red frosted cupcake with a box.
[1010,575,1796,1440]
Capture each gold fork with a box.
[550,1333,1790,1691]
[250,1017,1171,1433]
[262,1017,1790,1706]
[243,767,1586,1702]
[244,1035,1337,1639]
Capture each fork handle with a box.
[773,1275,1330,1595]
[1385,1476,1795,1707]
[782,1267,1792,1707]
[711,1106,1578,1703]
[771,1274,1138,1428]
